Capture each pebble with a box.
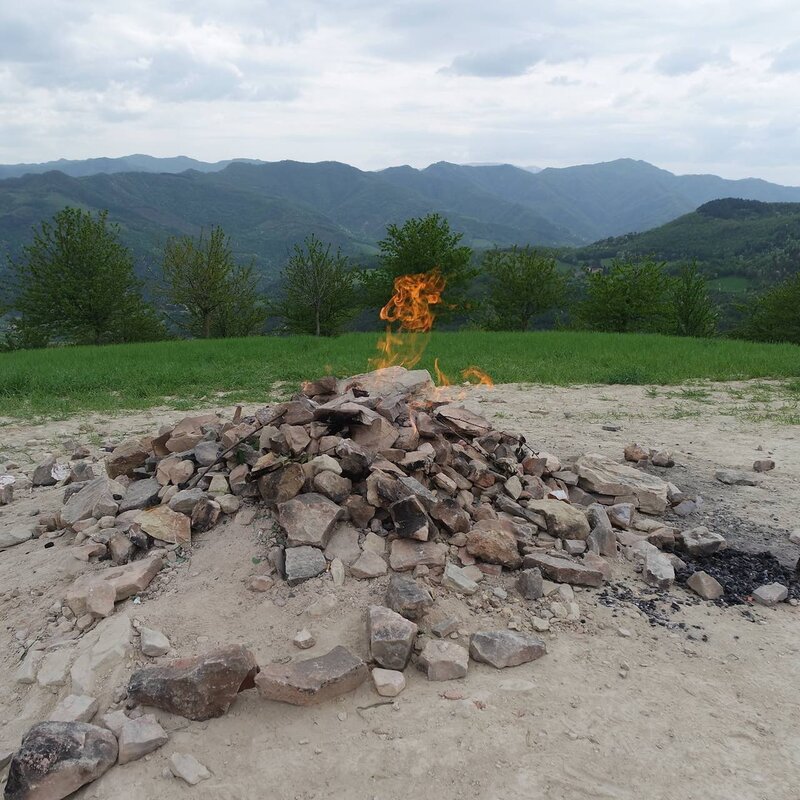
[293,629,315,649]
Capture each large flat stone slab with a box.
[522,553,604,587]
[575,454,668,514]
[278,492,343,548]
[255,646,368,706]
[127,645,258,721]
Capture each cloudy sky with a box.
[2,0,800,182]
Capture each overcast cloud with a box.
[1,0,800,182]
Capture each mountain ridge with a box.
[2,157,800,282]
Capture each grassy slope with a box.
[1,332,798,418]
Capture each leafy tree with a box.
[160,226,266,338]
[669,262,718,337]
[479,247,567,331]
[738,272,800,344]
[364,213,475,319]
[275,235,361,336]
[10,207,161,346]
[575,257,672,333]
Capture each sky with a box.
[2,0,800,182]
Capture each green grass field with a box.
[1,331,799,418]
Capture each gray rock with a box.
[367,605,418,669]
[442,563,479,595]
[312,471,352,504]
[194,441,221,467]
[284,546,327,586]
[48,694,99,723]
[643,551,675,589]
[140,626,170,657]
[0,530,32,550]
[119,478,161,514]
[516,568,544,600]
[752,583,788,607]
[389,539,447,572]
[169,752,211,785]
[469,631,547,669]
[350,550,387,579]
[523,553,604,587]
[418,640,469,681]
[61,477,126,528]
[607,502,635,530]
[715,469,760,486]
[4,722,117,800]
[117,714,168,764]
[681,526,726,556]
[385,574,433,620]
[526,499,590,540]
[323,523,361,566]
[168,487,208,515]
[32,454,59,487]
[752,458,775,473]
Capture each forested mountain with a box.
[2,157,800,282]
[566,198,800,290]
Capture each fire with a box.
[371,269,493,388]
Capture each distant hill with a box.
[0,154,266,180]
[565,198,800,291]
[2,157,800,284]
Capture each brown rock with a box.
[279,492,343,548]
[526,499,590,540]
[344,494,376,528]
[60,477,125,528]
[466,521,522,568]
[4,722,117,800]
[255,646,368,705]
[522,553,604,587]
[350,551,388,579]
[430,499,470,534]
[435,405,492,437]
[350,415,399,453]
[312,471,352,504]
[389,540,447,572]
[469,631,547,669]
[127,645,258,721]
[107,531,135,565]
[624,443,649,462]
[257,463,304,505]
[105,439,149,479]
[686,570,724,600]
[85,581,116,619]
[136,506,191,546]
[64,555,163,617]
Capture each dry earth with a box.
[1,380,799,800]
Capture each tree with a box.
[669,262,717,337]
[160,226,266,338]
[10,207,161,346]
[738,272,800,344]
[275,235,361,336]
[364,213,475,318]
[575,257,672,333]
[479,247,567,330]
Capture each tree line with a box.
[1,206,798,349]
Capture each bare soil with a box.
[1,381,799,800]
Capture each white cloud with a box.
[0,1,799,183]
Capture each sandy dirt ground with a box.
[1,380,799,800]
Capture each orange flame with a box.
[371,269,493,388]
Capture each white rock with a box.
[15,649,44,685]
[169,752,211,785]
[37,648,75,688]
[118,714,168,764]
[371,668,406,697]
[293,629,316,649]
[140,626,170,657]
[48,694,99,723]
